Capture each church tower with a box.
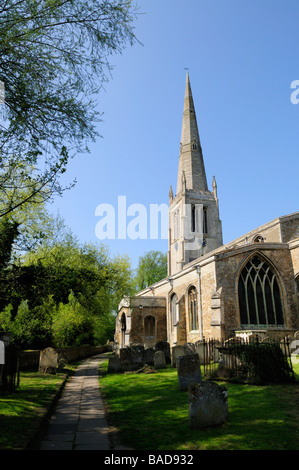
[168,73,223,275]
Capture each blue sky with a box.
[49,0,299,270]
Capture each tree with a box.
[134,250,167,292]
[0,213,135,347]
[0,217,19,269]
[0,0,138,217]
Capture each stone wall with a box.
[115,297,167,350]
[215,245,299,335]
[118,214,299,348]
[19,345,108,370]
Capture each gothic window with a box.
[173,209,180,239]
[177,209,180,238]
[188,286,198,331]
[121,312,126,347]
[191,205,207,234]
[173,212,177,239]
[171,293,178,328]
[238,255,284,327]
[203,206,208,234]
[144,315,155,337]
[191,204,196,232]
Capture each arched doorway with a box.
[121,312,126,347]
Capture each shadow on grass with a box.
[99,365,299,451]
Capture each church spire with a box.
[168,73,223,275]
[177,72,208,194]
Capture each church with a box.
[114,73,299,351]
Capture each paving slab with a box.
[39,353,114,451]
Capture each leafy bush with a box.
[51,292,94,348]
[233,342,295,384]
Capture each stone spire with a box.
[176,72,208,194]
[169,73,223,275]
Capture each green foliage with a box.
[134,250,167,292]
[0,0,139,217]
[0,215,135,349]
[5,299,53,350]
[0,218,19,269]
[52,292,94,348]
[0,304,13,334]
[233,342,295,384]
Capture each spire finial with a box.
[169,185,173,202]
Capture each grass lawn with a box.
[0,366,77,450]
[98,361,299,451]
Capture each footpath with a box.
[39,352,123,450]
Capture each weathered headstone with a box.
[188,382,228,429]
[57,353,68,371]
[195,341,209,364]
[184,342,196,355]
[119,347,133,371]
[177,353,202,390]
[0,340,4,365]
[171,345,185,367]
[108,355,122,373]
[131,344,145,366]
[144,347,155,365]
[38,347,58,374]
[155,341,171,364]
[154,350,166,369]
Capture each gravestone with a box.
[38,347,58,374]
[171,345,185,367]
[155,341,171,364]
[177,353,202,390]
[108,355,122,373]
[154,350,166,369]
[0,340,4,365]
[119,347,134,371]
[131,345,145,367]
[188,381,228,429]
[57,353,68,371]
[184,342,196,355]
[144,348,155,365]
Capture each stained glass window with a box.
[238,255,284,326]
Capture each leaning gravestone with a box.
[154,350,166,369]
[188,381,228,429]
[38,347,58,374]
[177,353,202,390]
[184,342,196,355]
